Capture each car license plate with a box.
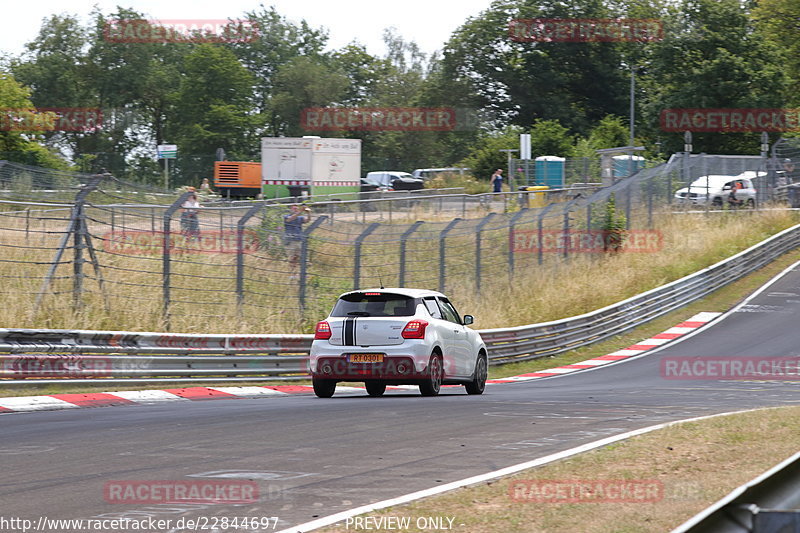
[349,354,384,363]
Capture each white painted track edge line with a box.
[277,407,777,533]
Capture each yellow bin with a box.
[526,186,549,208]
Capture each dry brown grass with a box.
[0,205,797,334]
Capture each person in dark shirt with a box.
[283,204,310,275]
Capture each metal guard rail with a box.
[1,223,799,383]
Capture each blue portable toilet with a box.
[534,156,565,188]
[612,155,645,179]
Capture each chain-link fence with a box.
[0,150,792,332]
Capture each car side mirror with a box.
[463,315,474,325]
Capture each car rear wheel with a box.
[365,381,386,397]
[312,378,336,398]
[419,354,443,397]
[746,198,755,208]
[465,355,488,395]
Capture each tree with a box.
[270,56,348,136]
[0,71,68,168]
[168,44,257,157]
[529,119,576,157]
[227,5,328,117]
[638,0,789,154]
[440,0,630,134]
[459,126,524,181]
[752,0,800,106]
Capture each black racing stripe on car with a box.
[344,317,355,346]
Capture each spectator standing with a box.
[284,203,311,277]
[181,188,201,239]
[490,169,504,193]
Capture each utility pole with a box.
[499,149,519,191]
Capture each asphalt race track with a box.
[2,263,800,532]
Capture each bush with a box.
[424,172,489,194]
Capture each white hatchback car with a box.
[309,288,488,398]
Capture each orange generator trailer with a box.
[213,161,262,197]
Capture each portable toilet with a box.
[534,156,565,188]
[612,155,646,179]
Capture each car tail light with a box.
[315,321,332,340]
[401,320,428,339]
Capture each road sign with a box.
[157,144,177,159]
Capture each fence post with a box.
[399,221,424,287]
[353,222,380,290]
[508,208,529,276]
[476,213,498,293]
[647,174,654,228]
[299,215,328,310]
[235,201,267,311]
[163,192,192,329]
[72,202,88,311]
[536,203,556,266]
[439,218,462,293]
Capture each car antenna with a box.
[379,276,385,290]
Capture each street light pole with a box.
[499,149,519,191]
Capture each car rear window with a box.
[331,293,418,317]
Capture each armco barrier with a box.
[1,223,799,384]
[0,332,311,383]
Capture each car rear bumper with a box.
[311,355,428,380]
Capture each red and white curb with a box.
[0,312,720,414]
[486,311,721,383]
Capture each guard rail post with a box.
[299,215,328,310]
[439,218,462,293]
[353,222,380,290]
[475,213,497,292]
[162,192,192,329]
[399,221,424,287]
